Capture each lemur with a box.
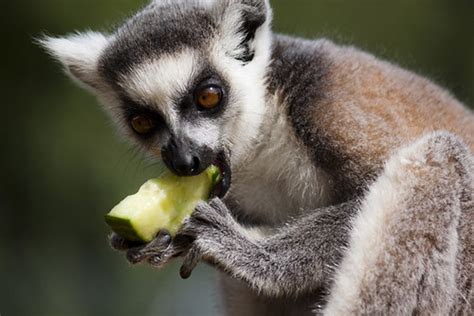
[42,0,474,314]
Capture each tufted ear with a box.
[40,32,110,92]
[219,0,272,63]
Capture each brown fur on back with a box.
[320,40,473,169]
[273,37,474,200]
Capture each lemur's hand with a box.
[109,231,193,267]
[178,198,246,279]
[108,198,239,269]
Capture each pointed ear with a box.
[39,32,109,91]
[219,0,272,63]
[239,0,270,24]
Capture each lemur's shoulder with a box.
[268,34,474,200]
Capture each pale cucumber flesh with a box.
[105,165,220,242]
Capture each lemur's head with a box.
[42,0,272,193]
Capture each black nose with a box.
[161,139,201,176]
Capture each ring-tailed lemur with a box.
[42,0,474,314]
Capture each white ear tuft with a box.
[40,32,109,91]
[216,0,272,63]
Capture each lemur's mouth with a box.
[211,151,231,198]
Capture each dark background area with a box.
[1,0,473,315]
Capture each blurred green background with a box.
[2,0,473,315]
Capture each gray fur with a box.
[267,36,361,202]
[42,0,474,314]
[99,3,217,84]
[323,132,474,315]
[179,198,357,297]
[99,0,269,83]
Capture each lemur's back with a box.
[270,35,474,200]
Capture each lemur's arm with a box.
[111,199,358,297]
[179,198,357,296]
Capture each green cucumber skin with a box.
[105,215,146,242]
[105,211,188,242]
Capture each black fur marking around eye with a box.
[120,96,167,137]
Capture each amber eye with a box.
[130,115,155,135]
[195,85,223,110]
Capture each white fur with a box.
[40,32,110,91]
[214,2,251,60]
[209,1,273,165]
[118,50,199,129]
[323,134,462,314]
[323,152,407,314]
[229,97,334,224]
[207,1,333,223]
[180,120,220,150]
[151,0,216,8]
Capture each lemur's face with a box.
[42,0,272,192]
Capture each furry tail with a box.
[323,132,474,315]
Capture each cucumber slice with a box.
[105,165,220,242]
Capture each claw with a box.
[147,255,165,266]
[118,230,173,264]
[154,230,173,247]
[126,248,147,264]
[180,245,201,279]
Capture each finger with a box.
[109,233,143,251]
[126,231,172,264]
[148,230,173,250]
[191,202,214,225]
[126,247,148,264]
[177,217,196,237]
[147,234,194,267]
[208,198,228,216]
[147,252,170,267]
[172,234,194,255]
[180,245,201,279]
